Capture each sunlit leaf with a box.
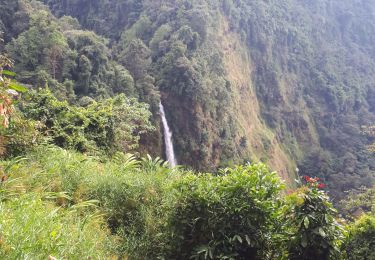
[319,228,326,237]
[304,217,310,229]
[8,82,27,93]
[1,70,16,77]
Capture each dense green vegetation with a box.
[0,0,374,258]
[1,0,373,200]
[1,145,374,259]
[22,89,154,155]
[286,177,344,259]
[344,215,375,260]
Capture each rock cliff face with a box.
[4,0,374,198]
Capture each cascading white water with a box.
[159,102,177,167]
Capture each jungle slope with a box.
[2,0,374,199]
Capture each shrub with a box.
[163,163,286,259]
[286,176,345,260]
[345,215,375,260]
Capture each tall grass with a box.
[0,146,119,259]
[0,193,113,259]
[0,145,182,258]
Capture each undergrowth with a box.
[0,145,370,259]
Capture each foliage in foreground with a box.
[0,146,361,259]
[0,151,116,259]
[0,193,113,259]
[286,177,344,260]
[344,215,375,260]
[165,164,285,259]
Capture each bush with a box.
[286,177,345,260]
[345,215,375,260]
[163,164,286,259]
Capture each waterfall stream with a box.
[159,102,177,167]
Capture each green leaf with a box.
[1,70,16,77]
[9,82,27,93]
[318,228,326,237]
[304,217,310,229]
[208,248,213,259]
[245,235,251,245]
[196,245,209,254]
[324,214,330,223]
[301,235,308,248]
[234,235,242,243]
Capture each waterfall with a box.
[159,102,177,167]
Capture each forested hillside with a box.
[1,0,375,259]
[1,0,374,200]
